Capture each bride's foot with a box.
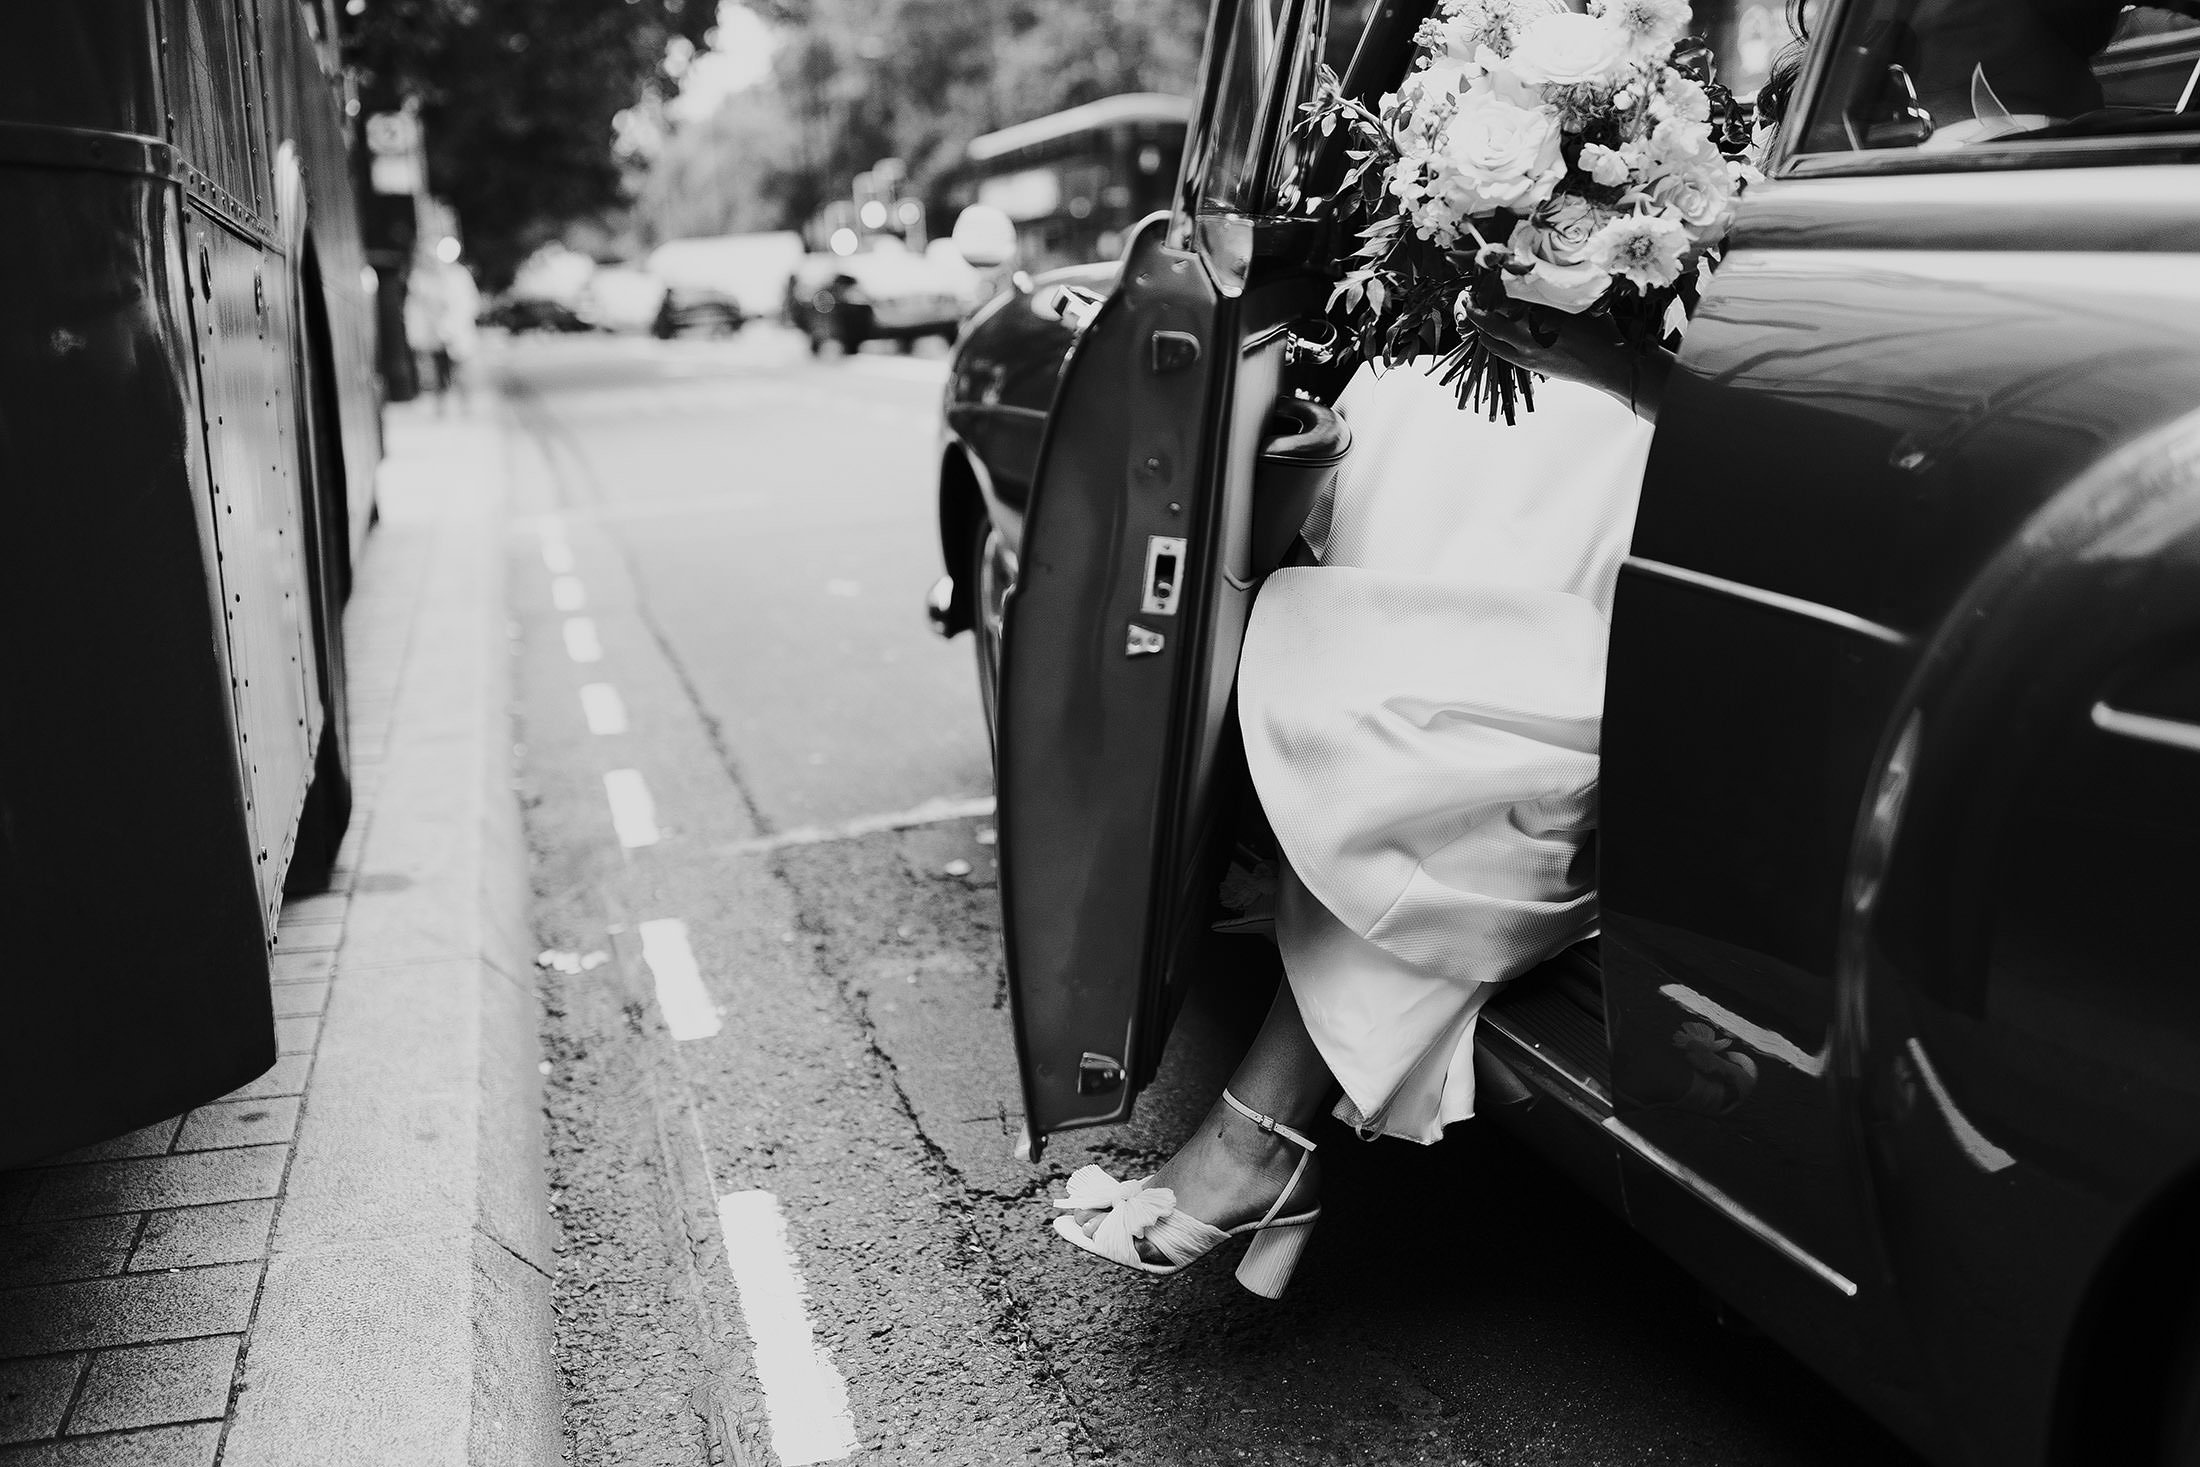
[1053,1090,1323,1295]
[1087,1093,1321,1242]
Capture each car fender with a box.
[1839,404,2200,1463]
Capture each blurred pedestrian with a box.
[404,258,481,412]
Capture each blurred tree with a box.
[347,0,716,285]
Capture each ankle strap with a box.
[1221,1090,1317,1152]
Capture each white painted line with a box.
[540,520,575,573]
[638,918,720,1040]
[720,794,995,857]
[603,769,660,848]
[551,575,587,611]
[563,617,603,663]
[579,683,628,735]
[715,1191,860,1465]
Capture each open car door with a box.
[995,0,1345,1159]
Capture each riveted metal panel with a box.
[184,204,315,923]
[167,0,265,216]
[0,169,274,1164]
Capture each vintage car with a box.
[926,1,2200,1464]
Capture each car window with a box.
[1798,0,2200,156]
[1194,0,1289,216]
[1177,0,1326,290]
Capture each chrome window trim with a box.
[1623,556,1913,649]
[1602,1118,1863,1298]
[2091,700,2200,755]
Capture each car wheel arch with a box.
[1825,416,2200,1463]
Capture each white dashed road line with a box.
[715,1190,861,1465]
[538,511,865,1461]
[563,617,603,663]
[637,918,721,1041]
[540,519,576,574]
[602,768,660,848]
[579,683,629,735]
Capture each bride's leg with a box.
[1143,980,1334,1229]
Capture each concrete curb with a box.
[222,406,560,1467]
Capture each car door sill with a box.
[1476,1011,1861,1300]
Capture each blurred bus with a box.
[940,93,1193,274]
[1,2,379,1164]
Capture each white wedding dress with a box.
[1236,362,1652,1144]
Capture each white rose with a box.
[1499,221,1613,313]
[1507,12,1633,88]
[1532,193,1608,264]
[1644,163,1735,243]
[1579,142,1631,187]
[1432,85,1565,215]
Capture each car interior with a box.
[1803,0,2200,152]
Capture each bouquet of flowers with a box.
[1306,0,1761,421]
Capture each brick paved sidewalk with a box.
[0,400,552,1466]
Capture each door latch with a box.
[1141,535,1185,616]
[1078,1052,1126,1094]
[1125,624,1165,657]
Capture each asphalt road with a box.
[495,327,1928,1467]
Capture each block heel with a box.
[1235,1215,1317,1298]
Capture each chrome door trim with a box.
[1480,1009,1612,1109]
[1624,556,1913,649]
[1603,1117,1862,1298]
[1478,1017,1859,1296]
[2091,700,2200,755]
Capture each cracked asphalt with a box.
[495,328,1928,1467]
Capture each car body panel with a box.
[1606,137,2200,1467]
[943,261,1119,553]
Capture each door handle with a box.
[1036,283,1105,331]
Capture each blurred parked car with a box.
[575,262,669,334]
[483,295,595,334]
[929,1,2200,1465]
[786,237,979,354]
[648,232,805,338]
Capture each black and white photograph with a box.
[4,1,2200,1463]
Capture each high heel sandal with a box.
[1049,1089,1320,1299]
